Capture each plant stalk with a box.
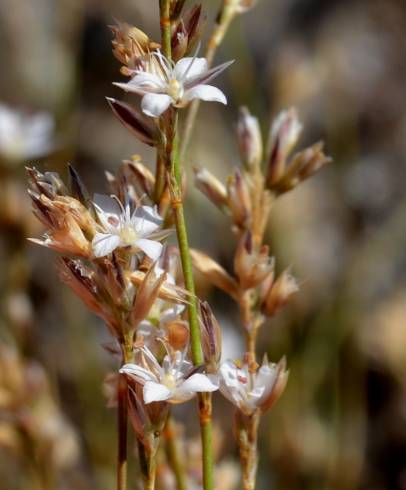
[117,334,134,490]
[164,417,188,490]
[235,410,260,490]
[166,109,215,490]
[159,0,172,59]
[157,2,215,485]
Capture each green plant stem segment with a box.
[117,335,134,490]
[165,417,188,490]
[158,1,214,486]
[159,0,172,59]
[169,114,215,490]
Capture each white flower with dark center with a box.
[92,194,166,260]
[120,347,218,404]
[114,51,233,117]
[0,104,54,162]
[219,356,288,415]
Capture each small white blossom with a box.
[219,356,288,415]
[0,104,53,162]
[114,51,233,117]
[92,194,166,260]
[120,347,218,404]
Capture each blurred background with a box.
[1,0,406,489]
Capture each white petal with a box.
[92,233,121,257]
[184,84,227,105]
[131,216,160,236]
[120,364,157,383]
[174,57,208,82]
[143,381,172,404]
[135,238,163,260]
[114,73,166,95]
[141,93,172,117]
[180,373,219,394]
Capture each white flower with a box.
[92,194,166,259]
[0,104,53,162]
[120,347,218,404]
[114,51,233,117]
[218,356,288,415]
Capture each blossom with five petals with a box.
[114,51,233,117]
[120,347,218,404]
[92,194,166,260]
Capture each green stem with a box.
[157,2,214,485]
[165,417,188,490]
[117,335,134,490]
[167,113,214,490]
[159,0,172,59]
[180,2,238,161]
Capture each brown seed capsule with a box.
[166,320,189,351]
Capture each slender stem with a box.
[159,0,172,59]
[164,417,188,490]
[117,335,134,490]
[168,114,215,489]
[117,375,128,490]
[157,2,215,485]
[180,1,238,161]
[235,411,260,490]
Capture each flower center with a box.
[119,225,139,245]
[167,79,183,101]
[162,373,177,390]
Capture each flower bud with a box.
[226,169,252,229]
[237,107,262,169]
[261,269,299,317]
[194,166,228,211]
[266,108,302,189]
[106,98,159,147]
[234,231,274,290]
